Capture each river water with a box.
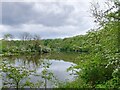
[1,52,80,88]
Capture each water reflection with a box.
[2,52,79,88]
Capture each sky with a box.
[0,0,107,39]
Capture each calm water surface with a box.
[2,52,80,88]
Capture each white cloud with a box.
[1,0,108,39]
[0,22,93,39]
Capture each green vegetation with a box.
[0,41,2,54]
[58,0,120,88]
[40,61,59,88]
[42,35,90,53]
[42,0,120,88]
[42,21,120,88]
[2,33,51,56]
[1,60,59,88]
[1,61,36,88]
[0,0,120,89]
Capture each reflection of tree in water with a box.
[2,52,80,68]
[1,53,77,88]
[42,52,80,63]
[2,55,44,70]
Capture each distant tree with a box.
[3,33,14,40]
[33,34,41,41]
[20,32,32,41]
[33,34,42,53]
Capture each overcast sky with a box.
[0,0,107,39]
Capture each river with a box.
[1,52,80,88]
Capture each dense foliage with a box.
[0,0,119,89]
[58,0,120,88]
[2,40,51,56]
[0,41,2,54]
[42,0,120,88]
[42,21,120,88]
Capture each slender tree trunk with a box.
[16,82,19,90]
[45,78,47,90]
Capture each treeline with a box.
[42,36,84,52]
[2,32,51,56]
[60,21,120,88]
[42,17,119,88]
[42,35,91,53]
[59,0,120,88]
[42,0,120,88]
[1,0,120,88]
[42,22,119,54]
